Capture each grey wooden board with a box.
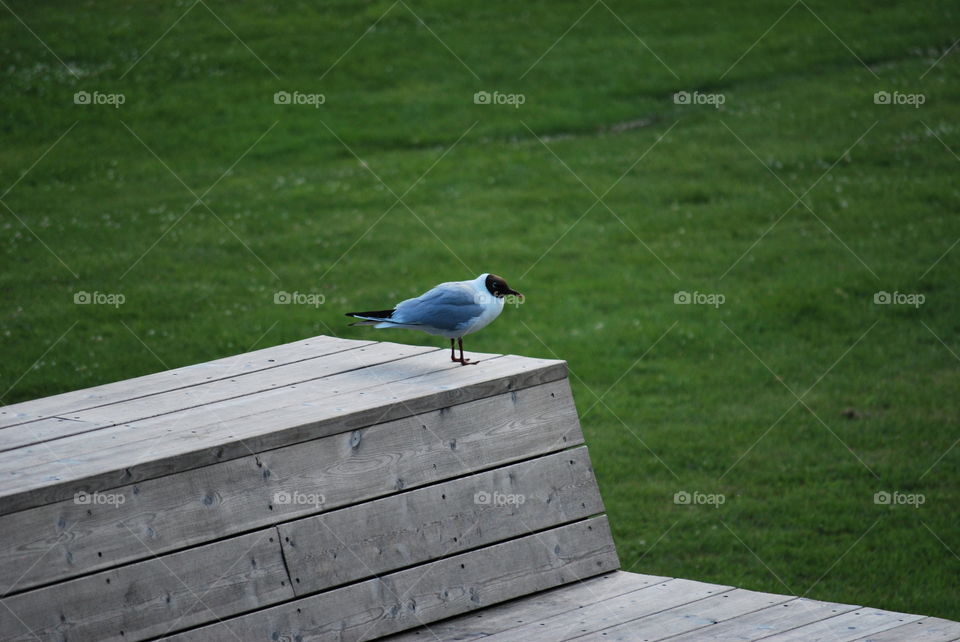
[0,352,568,514]
[279,446,605,595]
[0,335,370,429]
[850,616,960,641]
[665,597,861,641]
[0,380,581,593]
[0,416,110,453]
[571,586,795,641]
[62,340,437,427]
[164,516,620,642]
[480,577,732,641]
[382,571,672,641]
[762,607,924,641]
[0,340,433,457]
[0,528,293,642]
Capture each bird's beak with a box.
[506,288,524,302]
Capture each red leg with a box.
[450,338,458,362]
[457,337,477,365]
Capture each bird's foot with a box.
[455,357,478,366]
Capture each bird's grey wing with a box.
[393,283,482,331]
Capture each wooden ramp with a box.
[0,335,955,641]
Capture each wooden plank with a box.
[280,447,605,595]
[0,352,567,515]
[479,578,732,641]
[0,528,293,642]
[0,379,582,594]
[383,571,672,642]
[849,616,960,641]
[665,598,861,641]
[571,586,794,641]
[762,607,925,641]
[0,416,110,453]
[0,335,370,429]
[59,340,437,427]
[0,340,431,454]
[164,516,620,642]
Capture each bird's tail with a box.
[345,309,396,326]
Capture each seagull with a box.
[346,273,523,365]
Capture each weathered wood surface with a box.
[62,340,435,426]
[0,335,371,429]
[2,447,602,638]
[0,379,581,593]
[4,337,956,642]
[850,616,960,641]
[0,351,568,514]
[0,416,110,453]
[279,447,604,595]
[165,517,620,642]
[480,577,732,641]
[762,607,924,641]
[0,529,293,642]
[664,598,860,641]
[574,586,792,640]
[391,572,956,642]
[383,571,671,642]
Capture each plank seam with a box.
[0,442,592,597]
[143,515,614,642]
[1,353,573,513]
[0,340,378,430]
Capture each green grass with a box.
[2,0,958,620]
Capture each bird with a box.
[346,273,523,365]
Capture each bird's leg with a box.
[457,337,477,365]
[450,338,458,362]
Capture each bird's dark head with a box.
[484,274,523,301]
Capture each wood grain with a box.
[0,335,370,429]
[383,571,671,641]
[0,353,567,514]
[0,528,293,642]
[762,607,924,642]
[164,516,620,642]
[666,597,861,641]
[0,380,581,593]
[571,586,793,641]
[480,578,731,641]
[279,446,605,595]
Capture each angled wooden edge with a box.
[0,335,373,429]
[0,529,292,642]
[163,516,620,642]
[569,584,794,641]
[0,352,568,515]
[381,571,672,641]
[2,447,610,641]
[479,577,733,641]
[0,379,582,592]
[0,339,428,451]
[664,597,861,641]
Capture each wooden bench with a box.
[1,336,956,641]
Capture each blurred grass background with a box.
[1,0,958,619]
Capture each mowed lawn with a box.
[2,0,958,620]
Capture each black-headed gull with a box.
[346,273,523,365]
